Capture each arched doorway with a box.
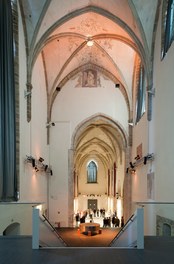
[70,114,128,226]
[3,223,20,236]
[163,223,171,237]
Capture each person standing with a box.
[121,216,124,227]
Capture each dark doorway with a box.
[163,223,171,236]
[88,199,97,211]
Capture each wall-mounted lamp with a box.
[128,122,134,127]
[46,122,55,128]
[131,169,136,174]
[26,155,35,167]
[135,155,140,160]
[25,155,53,175]
[35,166,39,172]
[44,165,48,171]
[39,157,44,162]
[144,153,154,164]
[129,162,134,169]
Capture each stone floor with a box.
[1,234,174,264]
[56,227,120,247]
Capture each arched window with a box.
[87,161,97,183]
[161,0,174,59]
[135,64,146,124]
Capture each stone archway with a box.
[68,113,129,226]
[3,222,20,236]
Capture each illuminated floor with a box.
[56,227,120,247]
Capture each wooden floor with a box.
[56,227,120,247]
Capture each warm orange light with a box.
[86,37,94,47]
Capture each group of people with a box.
[75,209,124,228]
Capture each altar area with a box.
[79,222,101,235]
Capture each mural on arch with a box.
[82,69,97,87]
[75,69,101,87]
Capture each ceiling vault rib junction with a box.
[28,5,151,87]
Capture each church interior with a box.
[1,0,174,262]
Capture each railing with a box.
[134,201,174,237]
[32,208,67,249]
[109,208,144,249]
[0,202,42,236]
[41,214,67,247]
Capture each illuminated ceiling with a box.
[19,0,159,168]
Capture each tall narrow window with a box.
[87,161,97,183]
[135,64,146,124]
[0,0,17,201]
[161,0,174,59]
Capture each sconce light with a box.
[131,169,136,174]
[26,155,35,167]
[144,153,154,165]
[144,156,147,165]
[44,165,48,171]
[35,166,39,172]
[25,155,53,175]
[31,158,35,168]
[39,157,44,162]
[135,155,140,160]
[46,122,55,128]
[129,162,134,169]
[128,122,134,127]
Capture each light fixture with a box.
[128,122,134,126]
[131,169,136,174]
[135,155,140,160]
[44,165,48,171]
[46,122,55,128]
[35,166,39,172]
[86,37,94,47]
[129,162,134,169]
[39,157,44,162]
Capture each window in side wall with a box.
[161,0,174,60]
[135,64,146,124]
[87,160,98,183]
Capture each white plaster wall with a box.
[49,74,129,225]
[78,158,107,195]
[131,112,149,204]
[49,122,70,226]
[19,19,48,204]
[52,75,129,133]
[153,6,174,201]
[18,2,31,201]
[0,204,33,235]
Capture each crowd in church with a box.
[75,209,124,228]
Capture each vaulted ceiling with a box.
[19,0,160,169]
